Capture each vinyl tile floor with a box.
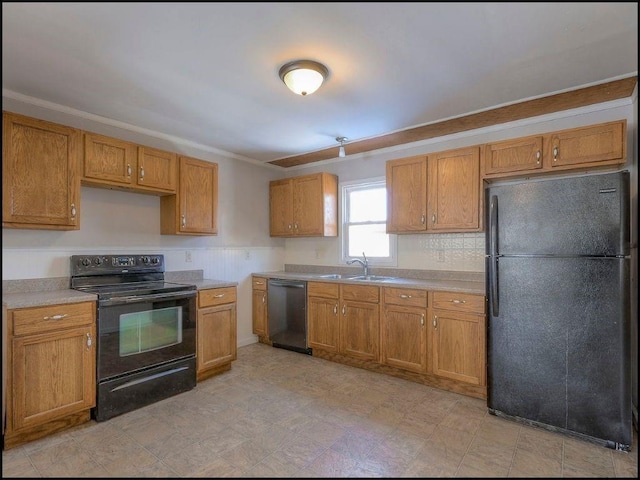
[2,342,638,478]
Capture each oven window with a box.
[119,306,183,356]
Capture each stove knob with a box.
[142,256,150,264]
[151,257,160,264]
[81,258,91,267]
[94,257,103,265]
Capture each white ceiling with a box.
[2,3,638,164]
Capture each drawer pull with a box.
[255,281,264,285]
[399,294,412,299]
[451,299,466,304]
[214,294,225,298]
[43,314,68,321]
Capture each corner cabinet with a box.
[269,172,338,237]
[483,120,627,179]
[431,291,486,387]
[196,286,237,381]
[161,156,218,235]
[5,302,96,450]
[386,146,482,234]
[3,111,82,230]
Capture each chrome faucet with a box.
[347,252,369,276]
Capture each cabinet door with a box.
[381,305,427,373]
[484,135,543,176]
[3,111,81,230]
[340,300,379,361]
[386,156,428,233]
[11,325,95,431]
[293,174,323,236]
[83,132,137,187]
[547,120,626,169]
[432,310,485,385]
[160,156,218,235]
[252,288,268,336]
[137,146,177,193]
[197,303,237,375]
[427,146,481,232]
[308,296,340,352]
[269,178,293,236]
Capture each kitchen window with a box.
[341,177,397,266]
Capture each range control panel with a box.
[71,254,164,275]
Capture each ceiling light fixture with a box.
[336,137,348,158]
[279,60,329,96]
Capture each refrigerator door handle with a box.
[490,195,499,316]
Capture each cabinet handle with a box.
[181,215,186,228]
[536,150,541,164]
[431,214,436,224]
[433,315,438,328]
[288,224,292,230]
[294,223,299,230]
[255,281,264,285]
[43,314,68,320]
[262,293,266,304]
[86,333,93,349]
[421,314,425,327]
[342,305,346,315]
[553,146,559,161]
[399,294,412,299]
[140,166,145,179]
[421,214,426,224]
[333,304,338,315]
[214,293,225,298]
[70,204,76,219]
[127,164,132,176]
[451,299,466,304]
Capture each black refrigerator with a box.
[485,170,633,451]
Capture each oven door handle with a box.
[99,289,196,307]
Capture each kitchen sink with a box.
[316,273,349,279]
[348,275,397,282]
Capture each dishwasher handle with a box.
[268,279,306,288]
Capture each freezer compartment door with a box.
[486,171,629,256]
[487,256,631,447]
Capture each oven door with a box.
[97,290,196,381]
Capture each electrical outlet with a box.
[185,251,192,262]
[245,250,251,260]
[437,249,445,262]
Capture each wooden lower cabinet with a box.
[5,302,96,450]
[381,287,428,373]
[196,286,237,381]
[251,276,268,338]
[307,282,340,352]
[431,291,486,386]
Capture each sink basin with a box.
[348,275,397,282]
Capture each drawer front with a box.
[308,281,339,299]
[252,277,268,290]
[431,291,485,314]
[383,287,427,308]
[12,301,95,336]
[341,284,379,303]
[199,287,237,308]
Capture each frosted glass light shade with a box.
[279,60,328,96]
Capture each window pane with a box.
[349,188,386,222]
[348,224,389,257]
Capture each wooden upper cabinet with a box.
[386,155,428,233]
[483,135,544,176]
[83,133,137,187]
[137,146,178,193]
[428,146,481,232]
[546,120,626,169]
[3,111,81,230]
[269,172,338,237]
[386,147,481,234]
[83,133,177,194]
[483,120,627,179]
[160,156,218,235]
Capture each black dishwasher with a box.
[267,279,310,354]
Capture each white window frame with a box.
[341,177,397,266]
